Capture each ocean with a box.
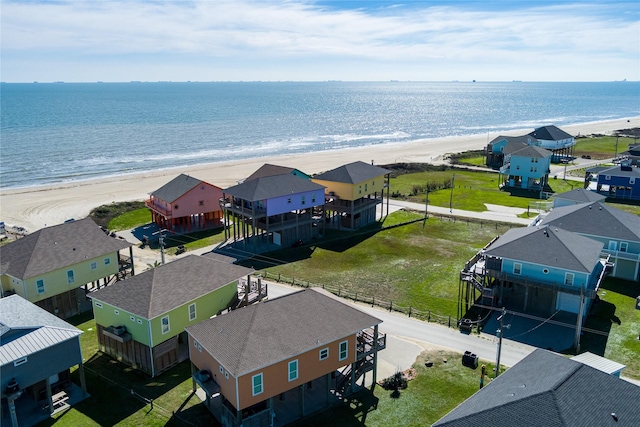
[1,81,638,189]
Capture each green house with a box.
[90,255,254,376]
[0,218,133,319]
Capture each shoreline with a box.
[1,116,637,232]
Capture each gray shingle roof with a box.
[313,161,390,184]
[244,164,308,182]
[540,202,640,242]
[186,287,382,376]
[89,255,254,319]
[528,125,574,141]
[484,226,604,273]
[510,145,552,159]
[553,188,606,204]
[0,218,132,279]
[598,164,640,178]
[433,348,640,427]
[0,295,81,365]
[150,173,217,203]
[223,174,325,202]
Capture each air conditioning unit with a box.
[113,325,126,336]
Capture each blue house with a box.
[552,188,606,208]
[460,226,607,322]
[594,162,640,201]
[539,201,640,282]
[499,145,552,192]
[1,295,87,427]
[485,135,531,168]
[220,174,326,254]
[528,125,576,162]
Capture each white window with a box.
[104,258,111,265]
[114,310,119,315]
[319,348,329,361]
[137,319,142,324]
[543,268,549,274]
[365,183,368,192]
[161,316,170,334]
[67,270,75,284]
[312,194,316,203]
[90,262,97,270]
[630,177,635,185]
[219,365,224,374]
[565,273,574,286]
[608,241,617,251]
[252,373,263,396]
[301,195,306,205]
[130,316,135,322]
[14,357,27,367]
[339,340,348,361]
[188,303,196,321]
[605,175,611,180]
[288,360,298,381]
[94,302,103,308]
[36,279,45,294]
[513,263,522,275]
[620,242,628,253]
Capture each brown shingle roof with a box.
[1,218,131,279]
[186,287,382,376]
[313,161,390,184]
[89,255,254,319]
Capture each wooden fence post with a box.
[428,311,431,322]
[448,316,451,328]
[409,307,412,318]
[389,301,392,312]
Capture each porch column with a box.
[78,363,88,395]
[129,247,135,276]
[300,384,305,417]
[372,325,379,387]
[46,377,54,414]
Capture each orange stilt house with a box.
[145,174,224,233]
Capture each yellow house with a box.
[0,218,133,318]
[312,161,390,230]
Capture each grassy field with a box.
[252,211,512,318]
[574,136,636,159]
[389,169,578,212]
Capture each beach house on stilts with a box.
[145,174,224,233]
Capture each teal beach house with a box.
[461,226,608,323]
[89,255,254,376]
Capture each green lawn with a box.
[574,136,636,159]
[293,350,493,427]
[389,169,577,212]
[108,208,150,231]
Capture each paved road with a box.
[266,282,535,378]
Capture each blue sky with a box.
[1,1,638,82]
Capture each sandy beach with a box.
[1,117,637,233]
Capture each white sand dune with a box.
[1,117,637,232]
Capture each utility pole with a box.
[495,307,508,378]
[153,229,168,265]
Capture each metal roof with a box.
[571,352,626,375]
[0,295,82,366]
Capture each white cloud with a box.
[1,1,638,81]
